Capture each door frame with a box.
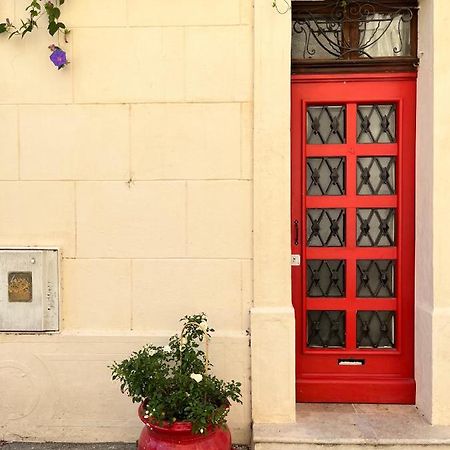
[251,0,440,426]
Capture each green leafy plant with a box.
[110,313,242,435]
[0,0,68,39]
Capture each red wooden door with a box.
[291,73,416,404]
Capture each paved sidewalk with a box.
[0,444,249,450]
[0,445,136,450]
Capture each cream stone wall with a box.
[430,0,450,426]
[0,0,253,444]
[415,0,450,427]
[2,0,450,444]
[415,0,434,423]
[251,0,296,425]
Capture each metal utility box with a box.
[0,249,59,332]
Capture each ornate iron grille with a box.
[307,105,346,144]
[307,310,346,347]
[357,259,395,297]
[357,208,396,247]
[357,156,396,195]
[357,310,395,348]
[357,104,396,143]
[307,209,346,246]
[307,260,346,297]
[292,0,418,67]
[307,157,346,195]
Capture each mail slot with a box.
[338,359,365,366]
[0,249,59,332]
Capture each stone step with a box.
[253,404,450,450]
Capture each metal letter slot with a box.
[338,359,365,366]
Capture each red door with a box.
[291,73,416,403]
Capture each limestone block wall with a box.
[430,0,450,426]
[0,0,253,443]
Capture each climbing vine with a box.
[272,0,291,14]
[0,0,69,69]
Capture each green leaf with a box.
[0,23,7,33]
[48,20,59,35]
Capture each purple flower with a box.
[49,45,67,69]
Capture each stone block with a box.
[131,259,248,331]
[0,29,72,104]
[131,103,241,180]
[62,258,132,330]
[20,105,129,181]
[185,26,252,102]
[186,181,252,258]
[0,106,18,180]
[73,28,184,103]
[64,0,127,27]
[0,181,75,256]
[76,181,186,258]
[127,0,241,26]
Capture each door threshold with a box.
[253,404,450,449]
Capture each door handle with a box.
[294,220,299,246]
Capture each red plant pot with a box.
[137,403,232,450]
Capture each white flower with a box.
[199,321,208,332]
[200,428,204,434]
[148,349,156,356]
[190,373,203,383]
[180,336,188,346]
[162,345,171,353]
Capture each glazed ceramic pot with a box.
[137,402,232,450]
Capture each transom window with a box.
[292,0,418,73]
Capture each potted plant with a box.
[110,313,242,450]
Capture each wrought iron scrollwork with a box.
[292,0,416,59]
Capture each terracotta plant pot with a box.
[137,402,232,450]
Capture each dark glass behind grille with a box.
[307,209,346,247]
[307,310,346,348]
[307,106,346,144]
[357,209,396,247]
[357,311,395,348]
[357,260,395,297]
[357,104,396,143]
[357,157,396,195]
[307,260,345,297]
[307,157,345,196]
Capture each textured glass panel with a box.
[357,209,396,247]
[357,311,395,348]
[357,104,396,143]
[307,209,345,247]
[307,260,345,297]
[307,106,346,144]
[357,157,396,195]
[292,19,342,60]
[8,272,32,302]
[307,310,346,348]
[307,157,345,196]
[357,260,395,297]
[359,14,411,58]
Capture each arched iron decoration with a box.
[291,0,418,72]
